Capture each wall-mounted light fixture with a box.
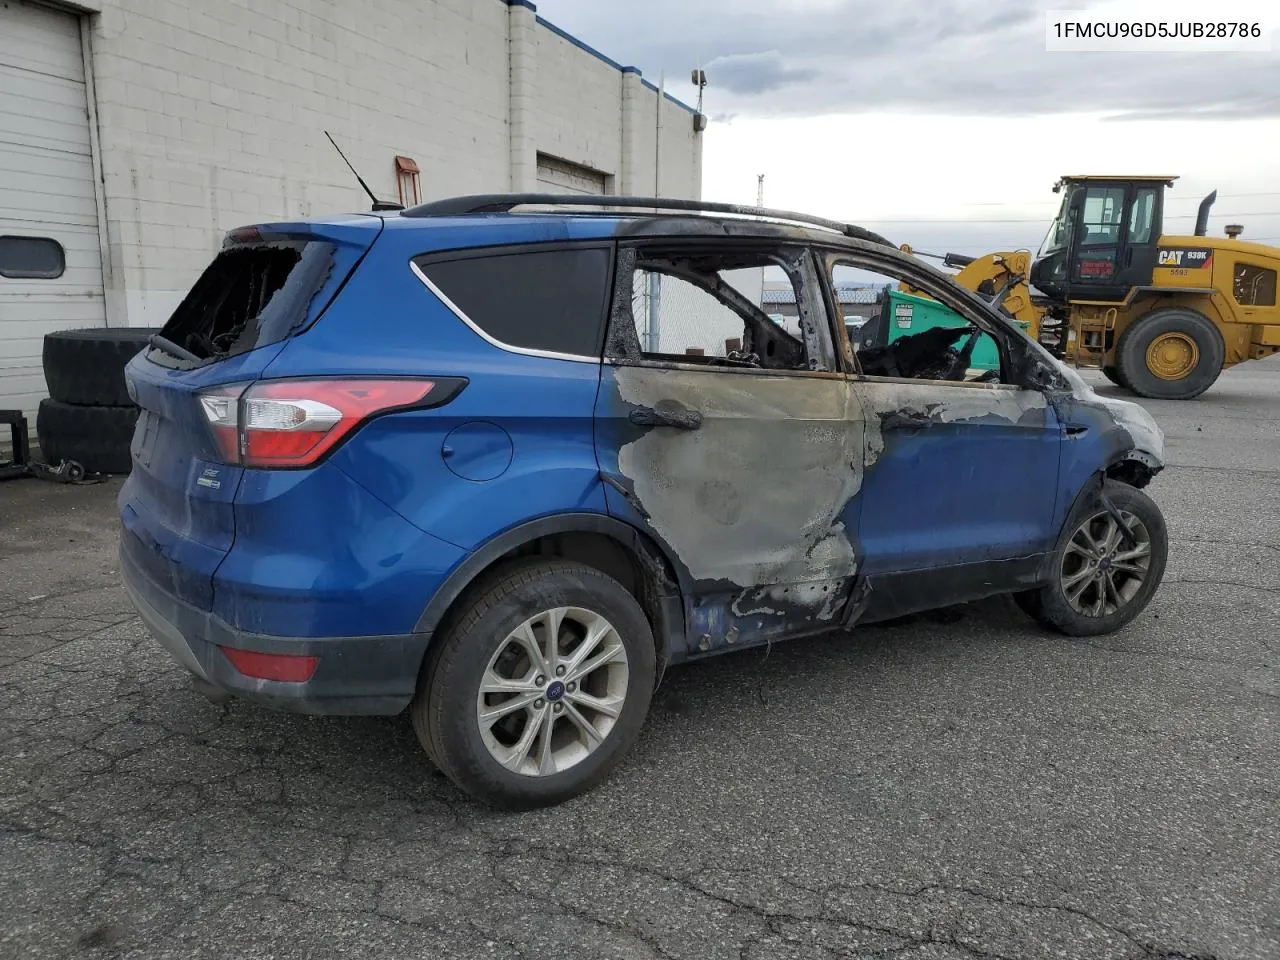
[395,155,421,207]
[691,69,708,133]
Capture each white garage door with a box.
[536,153,608,196]
[0,0,105,414]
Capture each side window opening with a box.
[1234,263,1277,307]
[1128,188,1157,245]
[829,256,1015,385]
[612,246,829,373]
[1080,187,1125,246]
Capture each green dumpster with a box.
[882,289,1028,372]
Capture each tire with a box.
[35,399,138,475]
[1115,308,1224,400]
[412,559,657,810]
[1016,479,1168,637]
[1100,365,1129,389]
[42,328,159,407]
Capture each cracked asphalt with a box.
[2,363,1277,960]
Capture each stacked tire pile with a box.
[37,328,158,475]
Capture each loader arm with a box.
[897,246,1043,331]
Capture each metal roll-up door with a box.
[0,0,106,415]
[536,153,608,196]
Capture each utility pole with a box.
[757,175,766,309]
[655,72,664,198]
[647,73,667,353]
[647,270,661,353]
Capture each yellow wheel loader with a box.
[900,175,1280,399]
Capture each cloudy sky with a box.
[535,0,1280,256]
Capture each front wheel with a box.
[1016,480,1168,637]
[412,560,656,809]
[1116,308,1224,400]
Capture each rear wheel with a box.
[1116,308,1224,400]
[412,560,656,809]
[1016,480,1168,637]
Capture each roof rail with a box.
[400,193,895,248]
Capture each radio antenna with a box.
[324,131,403,212]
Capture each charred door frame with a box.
[814,246,1064,621]
[601,239,837,370]
[813,243,1063,390]
[594,238,868,657]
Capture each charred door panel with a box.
[595,240,864,655]
[852,379,1062,577]
[596,365,864,652]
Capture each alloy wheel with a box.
[1060,510,1152,617]
[476,606,629,777]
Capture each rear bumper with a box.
[120,547,430,715]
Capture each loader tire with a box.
[1100,365,1129,389]
[1115,309,1223,400]
[42,328,158,407]
[36,399,138,475]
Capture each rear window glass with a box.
[159,240,335,362]
[417,247,611,358]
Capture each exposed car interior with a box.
[625,248,815,372]
[847,282,1004,383]
[857,323,1003,383]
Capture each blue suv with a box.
[120,195,1168,809]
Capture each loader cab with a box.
[1031,175,1175,303]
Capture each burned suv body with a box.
[120,196,1167,809]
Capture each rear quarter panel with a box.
[261,224,608,552]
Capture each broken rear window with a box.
[157,240,335,363]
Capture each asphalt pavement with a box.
[1,362,1277,960]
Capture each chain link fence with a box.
[631,267,771,358]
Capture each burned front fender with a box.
[1047,362,1165,526]
[1052,362,1165,467]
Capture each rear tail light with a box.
[198,378,448,468]
[199,390,243,462]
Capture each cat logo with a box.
[1157,248,1213,269]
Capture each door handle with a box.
[629,401,702,431]
[880,410,932,433]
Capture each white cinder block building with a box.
[0,0,704,414]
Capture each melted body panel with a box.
[595,363,865,654]
[1044,360,1165,528]
[600,364,863,586]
